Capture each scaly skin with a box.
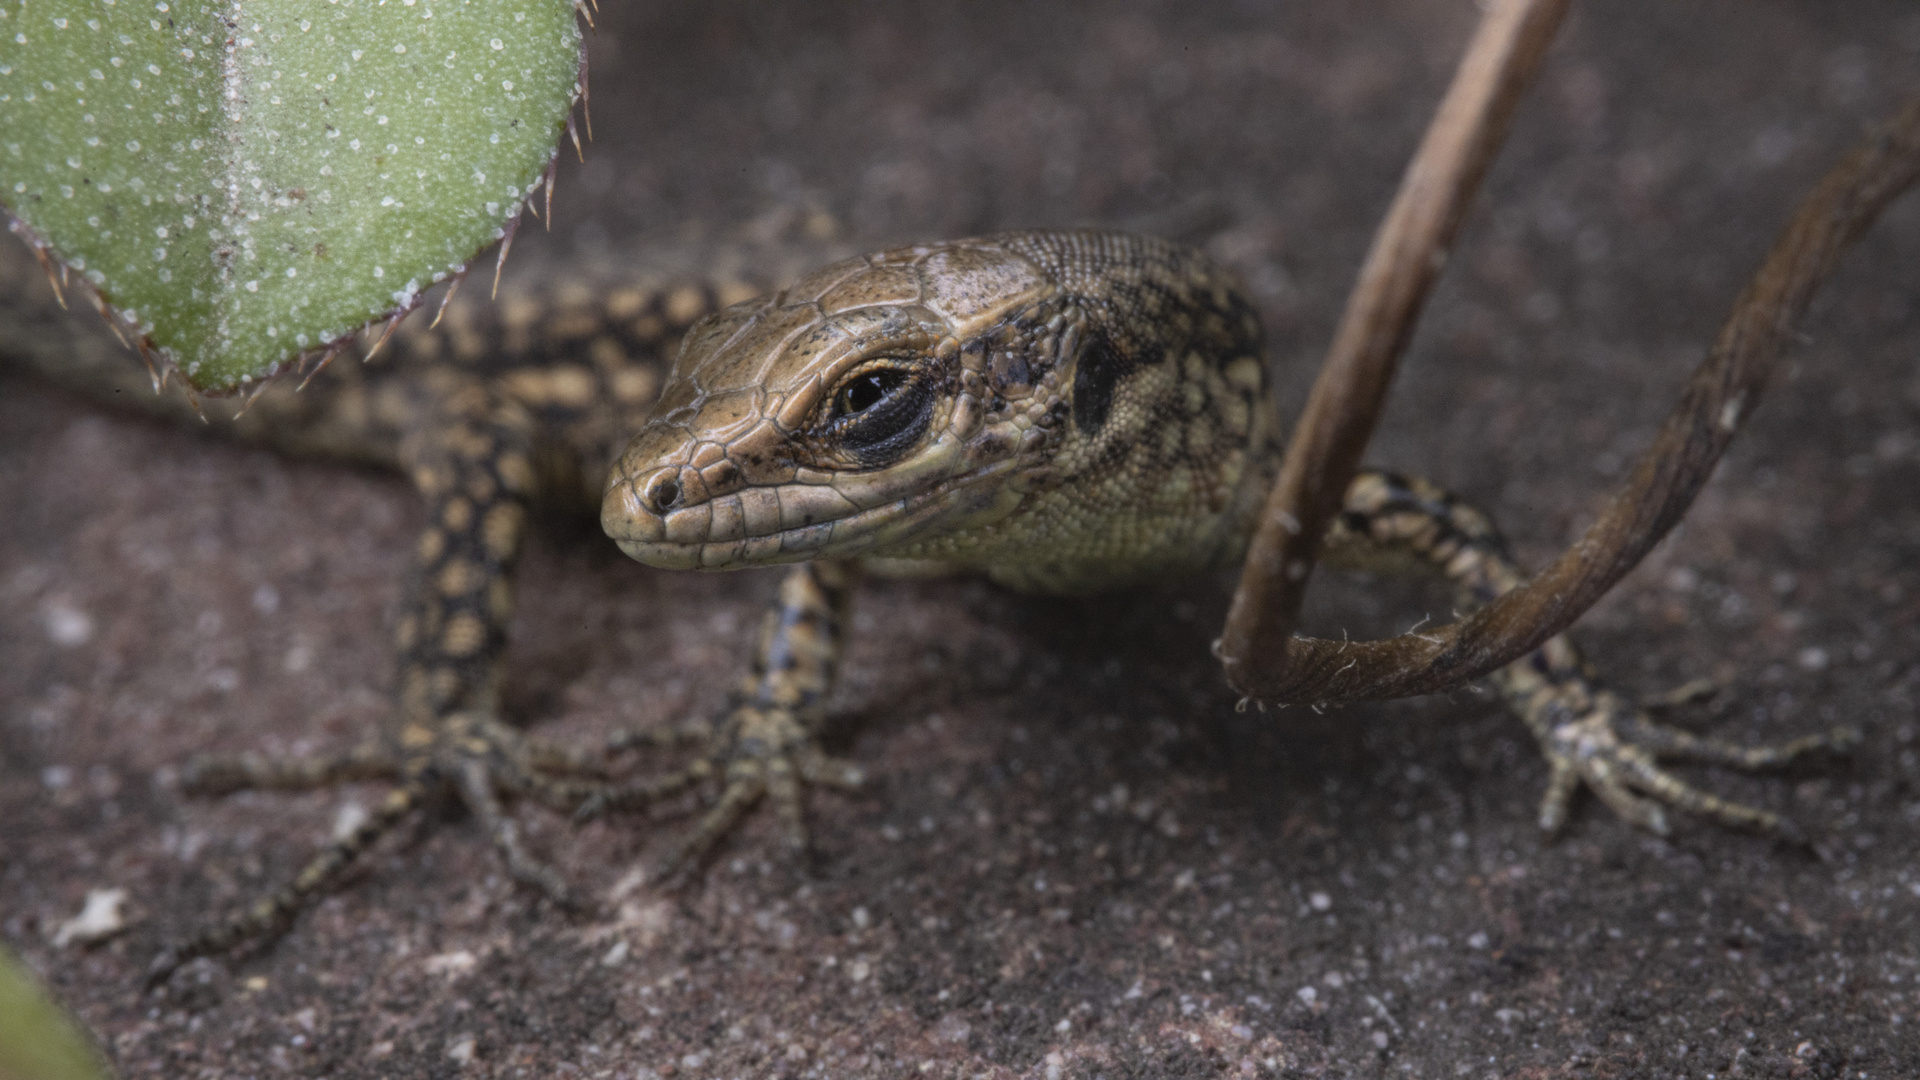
[0,227,1847,984]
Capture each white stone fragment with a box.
[52,887,130,946]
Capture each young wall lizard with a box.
[0,227,1847,983]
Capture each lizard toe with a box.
[1531,694,1824,842]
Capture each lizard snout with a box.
[613,462,713,524]
[601,459,685,561]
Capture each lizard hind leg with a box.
[1323,469,1855,842]
[577,559,868,881]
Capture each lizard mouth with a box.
[601,440,1022,571]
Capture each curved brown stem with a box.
[1225,97,1920,704]
[1219,0,1571,696]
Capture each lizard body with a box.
[0,227,1842,980]
[600,230,1843,848]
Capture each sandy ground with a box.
[4,2,1920,1077]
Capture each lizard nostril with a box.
[643,472,683,514]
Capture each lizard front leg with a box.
[576,559,867,878]
[1323,469,1855,841]
[147,374,629,984]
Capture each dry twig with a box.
[1218,0,1571,697]
[1221,72,1920,703]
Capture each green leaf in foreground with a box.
[0,946,113,1080]
[0,0,583,393]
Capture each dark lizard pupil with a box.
[830,366,933,468]
[842,371,899,414]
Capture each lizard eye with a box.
[835,369,906,417]
[826,365,934,467]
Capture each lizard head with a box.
[602,237,1065,571]
[603,230,1272,590]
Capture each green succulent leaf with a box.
[0,946,113,1080]
[1,0,583,393]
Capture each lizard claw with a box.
[146,714,648,981]
[571,758,710,822]
[577,700,866,879]
[1530,685,1853,844]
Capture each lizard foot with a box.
[573,560,866,881]
[1512,661,1858,843]
[1322,470,1857,844]
[147,713,643,988]
[576,701,867,881]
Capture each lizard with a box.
[0,226,1849,985]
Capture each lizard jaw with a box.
[602,433,1024,571]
